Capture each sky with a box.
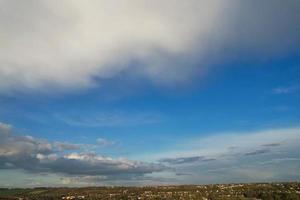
[0,0,300,187]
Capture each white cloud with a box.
[0,0,299,93]
[0,0,224,92]
[97,138,115,147]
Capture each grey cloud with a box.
[0,124,53,170]
[260,158,300,165]
[37,152,166,176]
[54,142,82,151]
[175,173,193,176]
[0,125,52,171]
[159,156,216,165]
[245,149,271,156]
[262,143,281,147]
[228,146,238,150]
[0,122,11,133]
[0,122,166,179]
[226,0,300,53]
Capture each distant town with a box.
[0,182,299,200]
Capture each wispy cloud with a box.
[262,143,281,147]
[260,158,300,165]
[244,149,270,156]
[159,156,216,165]
[96,138,115,147]
[150,127,300,160]
[272,85,299,94]
[148,127,300,183]
[56,111,164,127]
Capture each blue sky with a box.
[0,0,300,186]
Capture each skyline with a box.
[0,0,300,187]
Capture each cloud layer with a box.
[159,156,215,165]
[1,122,300,185]
[0,122,165,180]
[154,127,300,184]
[1,0,299,93]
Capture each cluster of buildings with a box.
[61,195,85,200]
